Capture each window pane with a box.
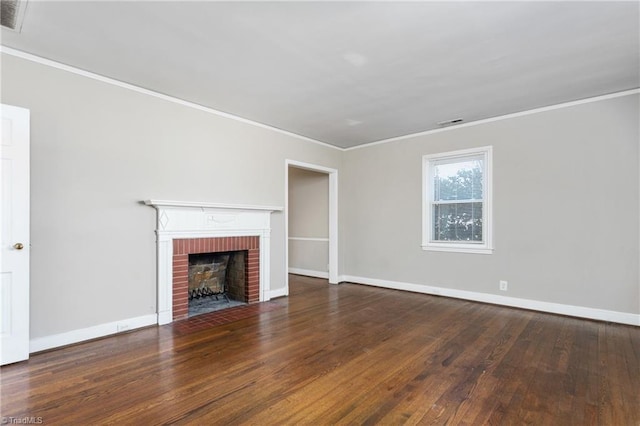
[432,202,483,242]
[433,158,483,201]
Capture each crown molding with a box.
[0,45,342,151]
[3,45,638,153]
[345,88,640,151]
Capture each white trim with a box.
[0,46,341,152]
[285,160,339,175]
[29,314,157,353]
[288,268,329,279]
[422,146,493,254]
[420,245,494,255]
[144,199,282,211]
[288,236,330,242]
[268,287,288,299]
[345,88,640,151]
[285,160,339,290]
[341,275,640,327]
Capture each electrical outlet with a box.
[499,280,508,291]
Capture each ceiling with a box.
[1,1,639,149]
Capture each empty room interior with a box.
[1,1,639,424]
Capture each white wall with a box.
[1,53,342,340]
[288,167,329,275]
[342,94,640,319]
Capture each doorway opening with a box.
[285,160,338,295]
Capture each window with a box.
[422,146,493,254]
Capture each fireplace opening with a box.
[188,250,247,317]
[171,236,260,322]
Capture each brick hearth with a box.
[172,236,260,320]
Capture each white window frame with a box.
[422,146,493,254]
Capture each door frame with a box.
[285,160,339,290]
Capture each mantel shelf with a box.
[144,199,282,212]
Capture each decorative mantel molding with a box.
[144,199,283,212]
[145,200,282,325]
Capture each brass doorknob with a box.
[13,243,24,250]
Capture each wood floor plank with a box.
[1,275,638,425]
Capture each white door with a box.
[1,104,30,365]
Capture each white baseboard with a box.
[289,267,329,279]
[340,275,640,327]
[28,276,637,354]
[29,314,158,353]
[269,287,288,299]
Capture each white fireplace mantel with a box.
[145,200,282,325]
[144,199,283,211]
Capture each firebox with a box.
[171,236,260,321]
[187,250,247,316]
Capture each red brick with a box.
[171,235,267,321]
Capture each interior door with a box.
[1,104,30,365]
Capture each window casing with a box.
[422,146,493,254]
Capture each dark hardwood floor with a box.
[1,275,639,425]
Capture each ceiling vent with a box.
[437,118,464,127]
[1,0,27,32]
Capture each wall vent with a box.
[1,0,27,32]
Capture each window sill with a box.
[421,244,493,255]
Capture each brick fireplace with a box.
[172,236,259,320]
[145,200,281,325]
